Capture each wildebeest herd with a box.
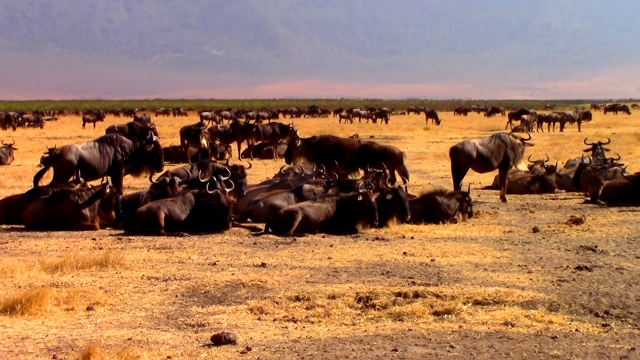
[0,103,636,236]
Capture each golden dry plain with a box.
[1,109,640,359]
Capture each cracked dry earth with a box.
[1,110,639,359]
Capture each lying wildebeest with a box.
[236,183,328,223]
[240,140,288,160]
[119,174,184,229]
[156,159,249,201]
[599,173,640,206]
[125,176,233,235]
[572,155,626,203]
[208,121,260,160]
[285,135,410,186]
[82,110,106,129]
[264,190,378,236]
[33,133,164,195]
[449,132,534,202]
[487,155,558,194]
[408,187,474,224]
[0,139,17,165]
[0,181,85,225]
[22,181,121,230]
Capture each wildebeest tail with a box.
[398,151,410,183]
[33,163,51,187]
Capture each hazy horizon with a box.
[1,0,638,100]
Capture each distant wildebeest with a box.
[22,181,121,230]
[485,106,505,117]
[0,139,17,165]
[449,132,534,202]
[424,109,442,125]
[263,190,379,236]
[82,110,106,129]
[408,187,474,224]
[506,109,536,130]
[285,135,410,186]
[34,133,164,195]
[453,107,471,116]
[603,103,631,115]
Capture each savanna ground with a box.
[1,106,640,359]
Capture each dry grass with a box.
[0,110,639,358]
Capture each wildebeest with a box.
[82,110,106,129]
[22,181,121,230]
[449,132,534,202]
[33,133,164,195]
[0,139,17,165]
[599,173,640,206]
[572,155,626,203]
[506,109,536,130]
[375,185,411,227]
[236,183,328,223]
[208,121,260,160]
[424,109,442,125]
[264,190,378,236]
[240,140,287,160]
[485,106,505,117]
[125,176,233,235]
[603,103,631,115]
[105,121,159,140]
[408,187,474,224]
[180,122,210,163]
[453,107,471,116]
[255,122,298,160]
[489,163,558,195]
[285,135,410,186]
[119,174,184,229]
[1,112,23,131]
[0,181,85,225]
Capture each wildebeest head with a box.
[127,141,164,178]
[285,137,303,165]
[583,137,610,161]
[96,181,122,227]
[375,185,411,227]
[148,175,182,200]
[527,154,550,175]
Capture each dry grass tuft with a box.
[76,344,151,360]
[40,251,126,274]
[0,286,109,316]
[0,286,54,316]
[0,258,33,277]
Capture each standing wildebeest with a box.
[424,109,442,125]
[255,122,298,160]
[264,190,378,236]
[208,121,260,160]
[0,139,17,165]
[82,110,106,129]
[285,135,410,186]
[449,132,534,202]
[506,109,536,130]
[33,133,164,195]
[2,112,23,131]
[408,187,474,224]
[180,122,210,163]
[603,103,631,115]
[485,106,505,117]
[22,181,121,230]
[453,107,471,116]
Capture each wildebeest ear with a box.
[386,194,393,200]
[357,195,363,201]
[524,142,535,147]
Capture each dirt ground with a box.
[1,110,639,359]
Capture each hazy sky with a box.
[0,0,638,100]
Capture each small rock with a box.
[52,355,59,360]
[604,309,614,316]
[575,264,593,272]
[245,346,253,352]
[566,215,586,226]
[391,347,399,352]
[550,335,559,340]
[532,226,541,233]
[210,331,238,346]
[86,305,96,311]
[402,251,408,256]
[448,343,457,349]
[259,262,267,268]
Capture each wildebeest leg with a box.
[82,121,86,129]
[286,211,304,236]
[93,122,97,129]
[498,169,509,202]
[451,164,469,191]
[237,141,243,160]
[577,121,582,132]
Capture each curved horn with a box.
[602,137,611,145]
[278,164,288,174]
[220,166,232,180]
[149,173,159,184]
[522,132,532,141]
[366,163,371,173]
[223,178,235,192]
[206,181,220,194]
[245,160,252,169]
[183,168,192,183]
[527,154,534,163]
[583,137,594,145]
[467,183,471,195]
[318,164,326,173]
[365,181,375,191]
[330,171,339,181]
[198,169,210,183]
[613,153,621,161]
[225,158,230,167]
[545,154,550,162]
